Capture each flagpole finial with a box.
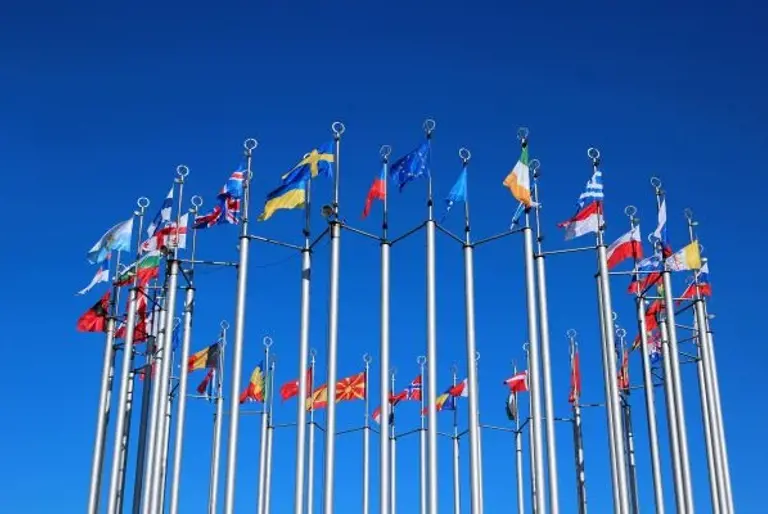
[332,121,346,139]
[522,342,530,353]
[380,144,392,162]
[587,147,600,165]
[176,165,189,181]
[566,329,578,340]
[244,138,258,151]
[363,353,372,365]
[616,327,627,342]
[390,366,397,378]
[683,208,695,223]
[451,363,458,375]
[220,320,230,331]
[190,195,203,214]
[530,158,541,178]
[624,205,637,218]
[263,336,273,349]
[137,196,150,214]
[423,118,436,137]
[612,311,618,322]
[459,147,471,165]
[516,127,529,143]
[417,355,427,366]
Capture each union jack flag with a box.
[194,168,244,229]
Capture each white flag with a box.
[76,267,109,296]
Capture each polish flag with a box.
[504,371,528,393]
[557,201,601,241]
[607,225,643,269]
[448,378,469,398]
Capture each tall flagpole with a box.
[293,176,313,514]
[474,352,485,514]
[450,365,461,514]
[422,118,440,514]
[87,249,122,514]
[264,357,277,514]
[567,332,587,514]
[257,339,273,514]
[695,314,721,514]
[390,369,398,514]
[589,147,631,514]
[513,361,524,514]
[458,147,482,514]
[159,385,174,509]
[379,144,392,514]
[209,322,228,514]
[116,367,137,512]
[418,355,428,514]
[625,204,665,514]
[107,197,149,514]
[530,156,560,514]
[519,129,546,514]
[223,137,258,514]
[148,164,189,513]
[616,327,640,514]
[306,350,317,514]
[653,185,694,511]
[363,354,372,514]
[524,344,538,514]
[322,121,346,514]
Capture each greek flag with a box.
[578,169,604,207]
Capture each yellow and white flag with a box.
[666,241,702,271]
[503,146,537,207]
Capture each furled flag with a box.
[677,262,712,303]
[505,392,518,421]
[362,169,386,219]
[193,168,244,229]
[606,225,643,269]
[666,241,702,271]
[196,368,216,396]
[502,144,536,207]
[389,142,430,192]
[557,201,602,241]
[257,179,307,221]
[336,372,366,402]
[115,288,150,342]
[569,351,582,404]
[281,142,335,184]
[115,251,162,287]
[141,214,189,252]
[76,265,109,296]
[76,291,111,332]
[448,378,469,398]
[280,367,313,401]
[306,383,328,410]
[240,361,267,403]
[651,197,667,244]
[144,187,174,246]
[617,350,630,391]
[443,167,467,219]
[87,218,134,264]
[577,167,604,208]
[187,342,221,373]
[504,371,529,393]
[648,331,662,364]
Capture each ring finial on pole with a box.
[459,147,471,164]
[263,336,273,348]
[423,118,436,136]
[332,121,346,138]
[380,144,392,162]
[220,320,230,331]
[244,138,258,151]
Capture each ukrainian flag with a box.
[257,179,307,221]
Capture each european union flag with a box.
[389,141,430,191]
[443,168,467,218]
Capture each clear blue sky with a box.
[2,1,766,512]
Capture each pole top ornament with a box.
[517,127,529,142]
[587,147,600,163]
[390,366,398,377]
[530,158,541,178]
[363,353,372,364]
[612,311,618,321]
[191,195,203,211]
[451,363,458,375]
[650,176,662,190]
[624,205,637,218]
[459,147,471,164]
[332,121,346,137]
[380,144,392,161]
[220,320,230,330]
[244,138,258,151]
[616,327,627,340]
[683,207,694,222]
[137,196,150,211]
[263,336,273,348]
[417,355,427,366]
[523,342,530,352]
[566,328,578,340]
[423,118,436,136]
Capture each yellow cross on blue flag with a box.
[280,141,335,184]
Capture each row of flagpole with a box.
[81,120,735,514]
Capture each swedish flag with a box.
[280,141,335,184]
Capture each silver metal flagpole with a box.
[653,187,694,512]
[422,118,440,514]
[451,365,461,514]
[530,156,560,514]
[418,355,428,514]
[390,369,398,514]
[293,177,313,514]
[363,354,372,514]
[307,350,317,514]
[264,357,277,514]
[589,147,630,514]
[159,385,174,509]
[458,147,482,514]
[322,121,345,514]
[379,145,392,514]
[223,137,258,514]
[695,314,721,514]
[567,331,587,514]
[209,321,228,514]
[117,368,136,512]
[148,164,189,513]
[625,204,665,514]
[257,339,273,514]
[513,361,524,514]
[524,344,538,514]
[107,197,149,514]
[474,352,485,514]
[87,249,123,514]
[616,327,640,514]
[519,129,546,514]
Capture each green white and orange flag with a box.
[503,145,537,207]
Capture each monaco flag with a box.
[607,225,643,269]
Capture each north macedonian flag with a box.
[335,371,366,402]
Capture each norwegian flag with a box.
[405,375,422,401]
[194,168,244,229]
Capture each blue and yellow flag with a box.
[281,141,335,184]
[258,179,307,221]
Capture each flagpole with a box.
[694,314,721,514]
[458,147,483,514]
[530,157,560,514]
[589,147,631,514]
[379,144,392,514]
[567,332,587,514]
[322,121,345,514]
[363,353,372,514]
[106,197,149,514]
[257,338,272,514]
[87,249,122,514]
[474,352,485,514]
[148,164,189,513]
[625,204,665,514]
[264,356,277,514]
[616,328,640,514]
[116,368,137,512]
[524,344,538,514]
[209,321,228,514]
[223,137,258,514]
[418,355,428,514]
[513,361,524,514]
[653,187,694,512]
[159,386,174,508]
[451,364,461,514]
[390,369,397,514]
[519,129,546,514]
[307,349,317,514]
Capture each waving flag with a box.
[188,343,221,373]
[240,361,266,403]
[87,218,134,264]
[448,378,469,398]
[257,179,307,221]
[76,265,109,296]
[280,367,313,401]
[76,291,111,332]
[336,372,366,402]
[557,201,601,240]
[678,262,712,302]
[145,187,174,241]
[362,169,386,219]
[503,145,536,207]
[652,197,667,243]
[306,384,328,410]
[281,142,335,184]
[504,371,529,393]
[193,168,244,229]
[389,142,430,192]
[443,167,467,218]
[405,375,422,401]
[607,226,643,269]
[628,254,663,294]
[666,241,702,271]
[577,168,604,208]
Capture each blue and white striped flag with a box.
[578,168,604,207]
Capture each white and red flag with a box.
[607,225,643,269]
[504,371,529,393]
[557,201,601,240]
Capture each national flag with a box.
[280,367,313,401]
[448,378,469,398]
[141,214,188,252]
[362,169,386,219]
[193,168,244,229]
[196,368,215,395]
[557,201,602,241]
[306,384,328,410]
[443,167,467,218]
[666,241,702,271]
[336,372,366,402]
[569,351,581,403]
[281,142,335,184]
[115,288,150,342]
[389,142,430,192]
[372,406,394,425]
[607,225,643,269]
[258,179,307,221]
[372,391,404,425]
[649,331,662,364]
[405,375,422,401]
[240,362,266,403]
[76,291,111,332]
[577,168,604,208]
[219,168,245,199]
[115,251,162,287]
[617,349,630,391]
[187,342,221,373]
[505,392,518,421]
[651,197,667,244]
[76,266,109,296]
[627,254,664,294]
[145,187,174,240]
[87,218,134,264]
[678,263,712,303]
[504,371,529,393]
[423,385,457,415]
[502,145,536,207]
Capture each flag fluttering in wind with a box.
[502,145,536,207]
[678,262,712,303]
[87,218,134,264]
[143,187,174,251]
[77,291,111,332]
[617,350,630,391]
[280,142,335,184]
[258,179,307,221]
[335,372,366,402]
[448,378,469,398]
[115,288,150,342]
[652,197,667,244]
[76,265,109,296]
[240,361,266,403]
[443,167,467,218]
[569,351,582,404]
[389,142,430,192]
[187,343,221,373]
[577,167,604,208]
[504,371,529,393]
[280,367,313,401]
[193,168,244,229]
[306,384,328,411]
[506,392,519,421]
[558,201,602,241]
[115,251,162,287]
[141,214,188,252]
[607,225,643,269]
[666,241,702,271]
[362,169,386,219]
[628,254,664,294]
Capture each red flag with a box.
[617,350,630,391]
[606,226,643,269]
[569,353,581,404]
[280,367,313,401]
[362,171,386,219]
[77,291,111,332]
[196,368,215,395]
[504,371,529,393]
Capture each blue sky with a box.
[2,1,767,512]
